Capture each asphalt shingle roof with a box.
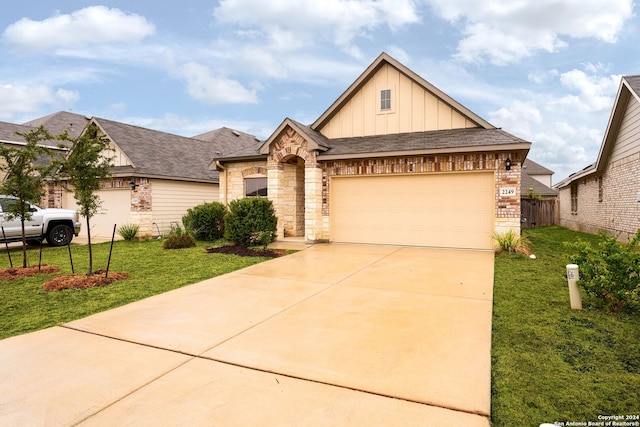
[320,127,529,157]
[521,173,558,197]
[522,158,554,175]
[625,75,640,95]
[215,125,529,162]
[94,118,219,182]
[192,127,263,159]
[23,111,89,141]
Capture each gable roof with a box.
[312,52,495,131]
[92,117,219,183]
[193,127,263,158]
[0,120,67,150]
[556,75,640,188]
[259,118,330,155]
[521,159,558,197]
[522,158,554,176]
[521,173,558,197]
[22,111,89,140]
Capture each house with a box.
[556,75,640,241]
[212,53,531,250]
[39,114,239,239]
[521,159,558,228]
[0,120,67,181]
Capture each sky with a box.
[0,1,638,183]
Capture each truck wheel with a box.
[47,224,73,246]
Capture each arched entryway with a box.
[263,122,326,242]
[280,155,305,237]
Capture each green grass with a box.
[492,226,640,426]
[0,239,272,339]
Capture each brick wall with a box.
[559,152,640,241]
[322,152,523,232]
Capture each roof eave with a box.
[317,142,530,161]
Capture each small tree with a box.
[57,124,114,275]
[0,126,60,267]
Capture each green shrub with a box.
[116,223,139,241]
[249,230,276,250]
[182,202,227,241]
[224,198,277,246]
[162,226,196,249]
[493,230,532,255]
[567,231,640,312]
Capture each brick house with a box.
[556,75,640,241]
[29,113,253,239]
[212,53,531,250]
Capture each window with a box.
[380,89,391,110]
[570,183,578,214]
[245,177,267,197]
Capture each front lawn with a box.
[492,226,640,426]
[0,239,273,340]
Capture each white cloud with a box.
[123,113,273,139]
[0,83,78,121]
[176,62,258,105]
[423,0,634,64]
[213,0,420,57]
[2,6,155,51]
[549,68,621,113]
[489,100,542,136]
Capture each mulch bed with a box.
[43,270,130,291]
[0,265,61,280]
[205,245,285,258]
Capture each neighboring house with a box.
[23,110,90,140]
[0,120,67,181]
[521,159,558,228]
[556,75,640,241]
[212,53,531,250]
[42,115,228,239]
[5,111,262,240]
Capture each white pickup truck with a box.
[0,195,81,246]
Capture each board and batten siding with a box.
[151,180,219,236]
[319,63,477,139]
[610,94,640,163]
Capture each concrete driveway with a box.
[0,244,494,426]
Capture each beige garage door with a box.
[63,189,131,240]
[330,172,495,249]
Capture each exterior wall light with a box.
[505,158,512,171]
[129,180,138,190]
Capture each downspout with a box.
[215,160,227,205]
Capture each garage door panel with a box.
[330,173,494,249]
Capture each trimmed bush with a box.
[162,227,196,249]
[567,231,640,312]
[493,230,532,255]
[224,198,277,246]
[182,201,227,241]
[116,223,139,241]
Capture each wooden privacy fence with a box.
[521,198,557,228]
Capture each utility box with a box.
[566,264,582,310]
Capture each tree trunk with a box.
[86,216,93,276]
[20,220,27,268]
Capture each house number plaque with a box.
[499,187,516,197]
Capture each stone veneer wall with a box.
[321,152,524,239]
[218,161,267,204]
[559,152,640,242]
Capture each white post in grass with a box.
[566,264,582,310]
